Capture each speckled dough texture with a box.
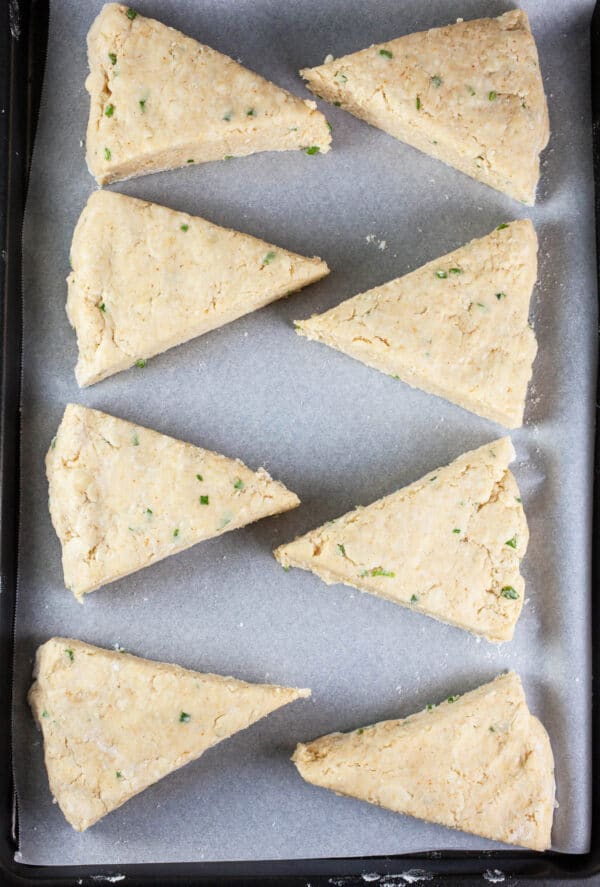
[67,191,329,386]
[47,404,299,598]
[29,638,310,831]
[275,437,528,642]
[296,220,538,428]
[86,3,331,184]
[301,10,549,204]
[294,672,555,851]
[13,0,596,866]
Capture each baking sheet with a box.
[12,0,596,865]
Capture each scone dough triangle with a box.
[86,3,331,184]
[275,438,527,642]
[293,672,554,851]
[296,220,538,428]
[48,404,300,598]
[300,10,548,203]
[29,637,310,831]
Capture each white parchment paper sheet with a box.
[12,0,596,865]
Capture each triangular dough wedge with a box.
[67,191,330,386]
[300,10,548,204]
[29,637,310,832]
[47,404,300,599]
[275,437,527,642]
[296,220,537,428]
[293,672,555,851]
[86,4,331,184]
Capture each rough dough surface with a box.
[29,637,310,832]
[293,672,555,851]
[67,191,330,386]
[47,404,300,599]
[275,437,527,642]
[300,10,549,204]
[296,220,538,428]
[86,4,331,184]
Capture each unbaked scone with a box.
[275,437,527,642]
[293,672,554,851]
[300,10,548,204]
[47,404,300,599]
[86,3,331,184]
[296,220,538,428]
[67,191,329,386]
[29,637,310,832]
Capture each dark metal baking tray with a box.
[1,0,599,882]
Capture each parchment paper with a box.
[12,0,596,865]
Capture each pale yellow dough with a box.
[275,437,528,642]
[67,191,329,386]
[29,637,310,832]
[293,672,555,851]
[47,404,300,599]
[301,10,549,204]
[296,220,538,428]
[85,4,331,184]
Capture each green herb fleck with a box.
[429,475,437,482]
[263,251,277,265]
[246,108,255,116]
[476,302,486,309]
[179,711,191,723]
[135,358,146,368]
[105,104,114,117]
[98,302,106,312]
[501,585,519,600]
[505,536,517,549]
[50,436,57,449]
[379,49,393,59]
[108,52,117,65]
[233,478,244,490]
[334,101,341,107]
[65,648,74,662]
[116,770,123,779]
[126,7,137,20]
[496,292,506,300]
[200,495,209,505]
[104,147,111,161]
[357,727,365,734]
[41,710,49,718]
[489,90,497,101]
[173,528,180,538]
[335,71,348,83]
[452,528,461,534]
[427,703,436,711]
[496,222,509,230]
[489,726,495,732]
[515,496,522,504]
[283,565,290,572]
[435,270,448,279]
[180,224,189,232]
[305,145,320,155]
[139,99,146,112]
[410,594,419,603]
[132,433,139,446]
[187,158,194,163]
[430,74,442,87]
[223,154,233,160]
[416,96,422,110]
[367,567,395,578]
[223,111,232,121]
[196,474,203,482]
[326,121,332,132]
[337,543,347,557]
[146,508,153,517]
[447,695,459,703]
[449,267,463,275]
[467,85,476,96]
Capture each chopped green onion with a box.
[196,474,203,482]
[379,49,393,59]
[430,74,442,87]
[139,99,146,112]
[233,478,244,490]
[489,90,497,101]
[246,108,255,116]
[263,251,276,264]
[105,104,115,117]
[365,567,395,578]
[435,270,447,279]
[41,710,49,718]
[200,495,209,505]
[104,147,111,161]
[496,292,506,300]
[410,594,419,603]
[180,224,189,232]
[337,543,346,557]
[496,223,509,230]
[505,536,517,549]
[173,528,180,538]
[305,145,320,155]
[146,508,153,517]
[116,771,123,779]
[427,703,435,711]
[126,8,137,20]
[501,586,519,600]
[98,302,106,312]
[416,96,421,110]
[108,52,117,65]
[452,528,461,534]
[447,695,459,703]
[335,71,347,83]
[334,101,341,107]
[65,648,74,662]
[223,111,232,121]
[467,85,476,96]
[179,711,191,723]
[187,158,194,163]
[135,358,146,368]
[132,433,139,446]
